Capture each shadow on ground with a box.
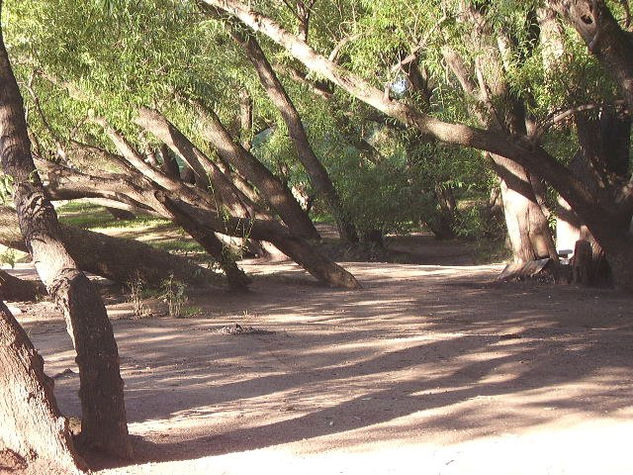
[17,262,633,471]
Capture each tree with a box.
[0,301,87,473]
[204,0,633,290]
[0,4,132,458]
[222,16,358,242]
[440,2,558,267]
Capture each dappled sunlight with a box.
[11,260,633,473]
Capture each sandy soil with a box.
[6,245,633,474]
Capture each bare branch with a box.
[532,100,628,140]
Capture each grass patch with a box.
[57,200,204,256]
[472,239,511,264]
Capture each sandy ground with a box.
[6,254,633,474]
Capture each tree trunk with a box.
[164,208,251,290]
[191,99,321,240]
[135,107,256,218]
[494,158,558,264]
[0,301,87,473]
[0,269,44,301]
[0,205,220,288]
[229,25,358,242]
[96,118,252,289]
[156,192,361,289]
[0,22,131,459]
[605,240,633,290]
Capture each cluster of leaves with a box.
[2,0,624,242]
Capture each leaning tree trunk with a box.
[191,99,321,240]
[0,21,131,459]
[228,24,358,243]
[0,301,87,473]
[0,205,222,288]
[164,208,251,290]
[0,269,44,301]
[156,192,361,289]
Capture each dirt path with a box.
[10,260,633,474]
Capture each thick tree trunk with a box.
[156,192,361,289]
[191,99,321,240]
[494,159,558,263]
[0,205,219,288]
[229,25,358,242]
[605,240,633,290]
[0,22,131,459]
[0,301,86,473]
[0,269,44,301]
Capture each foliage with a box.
[3,0,629,249]
[127,273,153,319]
[0,248,17,269]
[160,274,187,318]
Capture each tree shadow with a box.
[27,263,633,470]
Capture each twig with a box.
[532,100,628,140]
[390,14,447,75]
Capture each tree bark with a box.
[190,98,321,240]
[228,25,358,242]
[0,269,44,301]
[156,192,361,289]
[0,19,131,458]
[0,205,220,288]
[0,301,87,473]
